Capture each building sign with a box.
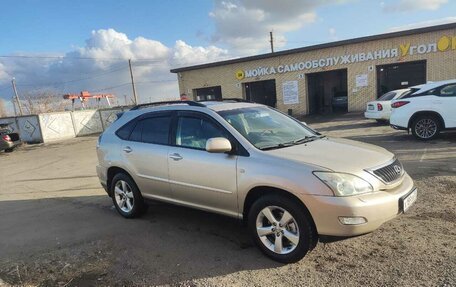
[282,81,299,105]
[235,35,456,79]
[356,74,368,88]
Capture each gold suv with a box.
[96,100,417,263]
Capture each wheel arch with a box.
[243,186,317,234]
[106,166,134,197]
[408,111,445,129]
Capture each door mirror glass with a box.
[206,137,232,153]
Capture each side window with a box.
[128,116,171,144]
[116,120,137,140]
[176,116,226,149]
[439,84,456,97]
[141,117,171,144]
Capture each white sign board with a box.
[356,74,368,87]
[283,81,299,105]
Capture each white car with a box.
[364,89,410,122]
[390,79,456,140]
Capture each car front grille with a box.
[371,159,404,183]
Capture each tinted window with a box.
[129,121,143,142]
[128,116,171,144]
[116,120,137,140]
[141,117,171,144]
[440,84,456,97]
[176,116,225,149]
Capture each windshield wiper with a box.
[288,135,325,145]
[259,135,326,150]
[259,142,294,151]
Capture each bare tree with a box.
[0,98,7,117]
[21,90,69,114]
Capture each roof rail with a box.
[130,100,206,111]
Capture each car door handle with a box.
[123,146,132,153]
[169,153,183,161]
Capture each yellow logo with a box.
[235,70,245,80]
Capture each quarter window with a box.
[176,116,225,149]
[116,120,136,140]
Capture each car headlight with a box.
[313,172,374,196]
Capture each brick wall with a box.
[176,27,456,117]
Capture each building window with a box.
[194,86,222,101]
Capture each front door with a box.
[168,111,238,217]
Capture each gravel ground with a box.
[0,113,455,287]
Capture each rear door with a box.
[167,111,239,216]
[121,111,172,199]
[437,84,456,127]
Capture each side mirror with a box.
[301,121,307,125]
[206,137,232,153]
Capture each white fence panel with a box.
[39,112,76,142]
[72,110,103,136]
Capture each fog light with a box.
[339,216,367,225]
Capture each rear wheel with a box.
[111,173,146,218]
[411,115,441,140]
[248,195,316,263]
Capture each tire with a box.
[375,119,388,125]
[411,115,441,140]
[248,194,316,263]
[4,147,14,152]
[110,173,146,218]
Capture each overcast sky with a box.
[0,0,455,111]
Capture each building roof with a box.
[170,22,456,73]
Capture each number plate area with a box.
[400,188,417,213]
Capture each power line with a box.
[90,79,177,93]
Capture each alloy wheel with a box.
[114,180,134,213]
[415,118,437,139]
[256,206,300,255]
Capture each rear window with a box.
[378,91,396,101]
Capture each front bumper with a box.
[300,174,416,237]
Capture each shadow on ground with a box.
[0,195,279,286]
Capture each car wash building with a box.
[171,23,456,117]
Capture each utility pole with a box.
[128,59,138,105]
[11,78,24,115]
[11,96,17,116]
[269,31,274,53]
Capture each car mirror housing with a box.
[206,137,232,153]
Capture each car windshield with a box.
[218,106,319,150]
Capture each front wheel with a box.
[411,115,441,140]
[111,173,146,218]
[248,195,316,263]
